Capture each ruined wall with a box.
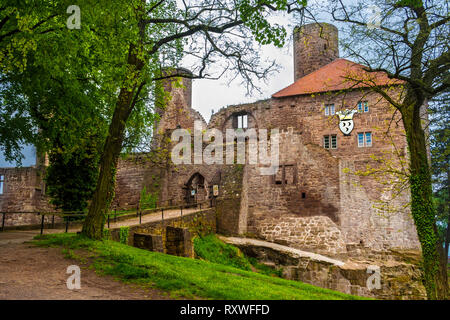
[228,238,426,300]
[110,208,216,248]
[0,167,53,226]
[153,68,206,148]
[243,129,345,257]
[113,155,163,209]
[205,85,419,257]
[215,165,245,235]
[268,89,419,253]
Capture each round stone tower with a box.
[155,67,193,131]
[293,23,339,81]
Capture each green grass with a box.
[33,233,367,300]
[194,234,282,277]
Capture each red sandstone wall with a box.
[0,167,54,226]
[205,86,419,255]
[293,23,339,80]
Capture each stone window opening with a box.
[324,135,337,149]
[301,192,306,199]
[0,174,4,194]
[233,113,248,129]
[273,164,297,186]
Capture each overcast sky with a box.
[190,12,298,123]
[189,0,339,123]
[191,42,294,123]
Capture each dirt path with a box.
[0,240,172,300]
[0,207,210,299]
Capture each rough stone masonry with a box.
[0,22,426,299]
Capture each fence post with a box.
[65,218,69,233]
[40,213,44,235]
[139,209,142,224]
[1,212,5,232]
[180,205,183,226]
[114,209,117,222]
[51,215,55,229]
[107,213,110,228]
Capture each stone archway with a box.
[184,172,209,204]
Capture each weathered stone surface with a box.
[221,236,426,300]
[133,233,163,252]
[0,166,57,227]
[1,22,425,301]
[165,226,193,258]
[293,23,339,80]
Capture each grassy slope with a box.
[34,233,366,300]
[194,234,282,277]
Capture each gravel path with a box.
[0,207,208,300]
[0,241,171,300]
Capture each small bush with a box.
[119,227,129,245]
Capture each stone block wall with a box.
[215,165,245,235]
[229,238,426,300]
[208,86,420,257]
[113,155,163,209]
[256,215,347,258]
[133,233,164,252]
[165,226,194,258]
[0,167,54,227]
[293,23,339,80]
[110,208,216,250]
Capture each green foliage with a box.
[139,186,157,209]
[237,0,290,47]
[45,134,101,215]
[34,233,366,300]
[247,257,283,278]
[102,228,112,241]
[194,234,253,271]
[193,234,282,277]
[190,215,214,237]
[119,227,129,245]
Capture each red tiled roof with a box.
[272,58,401,98]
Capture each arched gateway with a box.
[184,172,209,204]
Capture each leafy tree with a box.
[81,0,311,240]
[0,0,313,240]
[45,134,101,215]
[329,0,449,299]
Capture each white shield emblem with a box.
[336,110,357,136]
[339,119,354,135]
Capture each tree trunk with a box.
[81,43,144,239]
[402,98,449,300]
[445,169,450,259]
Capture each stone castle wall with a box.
[1,23,421,267]
[0,167,54,227]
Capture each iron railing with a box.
[0,198,216,235]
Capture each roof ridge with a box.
[272,58,399,98]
